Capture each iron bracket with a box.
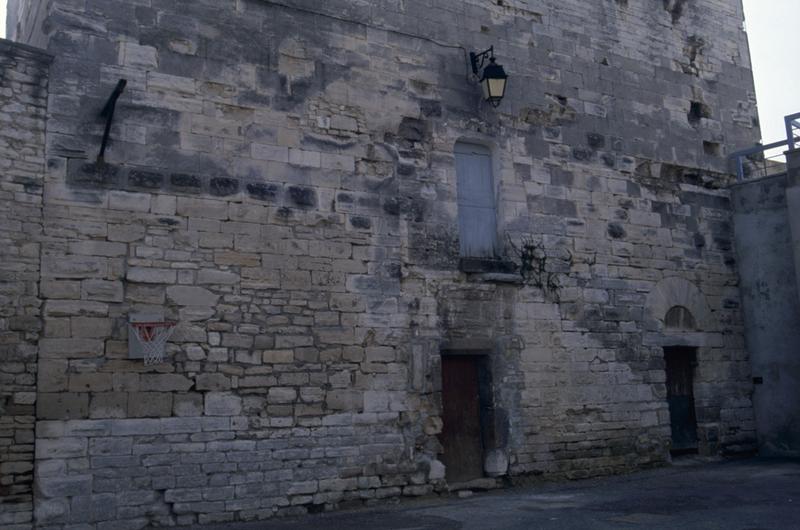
[98,79,127,164]
[469,46,495,78]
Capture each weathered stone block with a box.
[126,268,177,284]
[139,374,194,392]
[81,280,124,302]
[195,373,231,391]
[173,393,204,417]
[204,392,242,416]
[128,393,173,418]
[39,338,105,358]
[35,437,88,459]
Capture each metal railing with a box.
[730,112,800,181]
[786,111,800,151]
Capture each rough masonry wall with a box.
[732,174,800,456]
[0,40,50,530]
[6,0,761,527]
[5,0,49,50]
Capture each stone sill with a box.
[467,273,523,285]
[459,257,521,284]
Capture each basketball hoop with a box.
[129,321,176,365]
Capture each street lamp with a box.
[470,46,508,107]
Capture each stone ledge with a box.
[459,257,518,275]
[467,273,523,284]
[0,38,53,63]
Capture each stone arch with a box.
[646,277,714,332]
[665,305,697,330]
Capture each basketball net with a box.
[130,321,176,365]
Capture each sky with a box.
[742,0,800,145]
[0,1,795,146]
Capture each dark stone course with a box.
[69,162,120,187]
[246,182,280,201]
[398,117,427,143]
[383,197,401,216]
[608,223,626,239]
[350,215,372,230]
[128,170,164,189]
[459,258,518,275]
[210,177,240,197]
[170,173,203,192]
[419,100,442,117]
[587,133,606,149]
[572,147,593,161]
[288,186,316,207]
[693,233,707,248]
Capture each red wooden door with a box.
[440,356,484,482]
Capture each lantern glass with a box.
[480,59,508,106]
[482,77,507,101]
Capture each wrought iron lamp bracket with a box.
[470,46,496,79]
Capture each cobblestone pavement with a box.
[188,458,800,530]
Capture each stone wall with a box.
[5,0,761,527]
[5,0,49,49]
[732,173,800,456]
[0,39,51,530]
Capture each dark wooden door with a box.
[440,356,484,482]
[664,347,699,453]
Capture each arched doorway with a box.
[664,305,699,454]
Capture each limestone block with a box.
[152,195,177,215]
[41,280,81,299]
[120,42,158,68]
[89,437,133,456]
[39,338,104,358]
[42,255,108,279]
[427,460,445,481]
[35,437,87,459]
[71,317,112,338]
[128,393,173,418]
[196,373,231,391]
[268,387,297,404]
[34,498,69,525]
[275,335,313,348]
[69,241,127,257]
[176,198,229,220]
[127,268,177,284]
[89,393,127,419]
[44,300,109,317]
[166,286,219,306]
[13,392,37,405]
[204,392,242,416]
[252,143,289,162]
[320,153,356,172]
[68,373,113,392]
[81,280,124,302]
[109,191,151,212]
[174,393,204,417]
[326,390,362,411]
[108,224,146,243]
[484,450,509,477]
[363,391,389,412]
[197,269,239,285]
[140,374,194,392]
[111,419,161,436]
[38,360,69,392]
[287,481,318,495]
[262,350,294,364]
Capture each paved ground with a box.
[192,458,800,529]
